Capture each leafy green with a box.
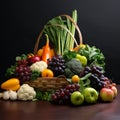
[43,10,78,55]
[5,65,16,79]
[5,53,28,79]
[78,44,105,69]
[63,50,77,62]
[34,90,52,101]
[5,54,28,78]
[31,71,41,80]
[16,54,27,61]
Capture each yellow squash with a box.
[1,78,20,91]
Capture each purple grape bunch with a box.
[15,60,32,83]
[47,55,66,77]
[80,65,111,91]
[51,83,80,105]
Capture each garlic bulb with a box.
[2,91,10,100]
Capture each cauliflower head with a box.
[30,61,47,72]
[17,84,36,101]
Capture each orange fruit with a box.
[41,69,54,77]
[72,75,80,83]
[37,48,43,57]
[50,49,55,57]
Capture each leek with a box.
[43,10,78,55]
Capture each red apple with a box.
[100,87,114,102]
[110,84,117,98]
[27,55,40,65]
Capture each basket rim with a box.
[33,14,83,55]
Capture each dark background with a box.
[1,0,120,84]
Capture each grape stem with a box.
[79,73,92,92]
[80,73,92,81]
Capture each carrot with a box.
[42,34,51,63]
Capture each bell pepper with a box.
[1,78,20,91]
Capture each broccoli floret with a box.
[64,68,74,78]
[64,58,84,78]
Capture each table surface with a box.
[0,85,120,120]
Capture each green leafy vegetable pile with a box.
[78,44,105,69]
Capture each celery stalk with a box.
[70,10,77,49]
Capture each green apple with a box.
[76,54,87,66]
[83,87,99,104]
[70,91,84,106]
[100,87,114,102]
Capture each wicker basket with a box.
[26,13,83,91]
[25,76,69,91]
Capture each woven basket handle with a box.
[57,75,67,79]
[60,14,83,45]
[34,14,83,55]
